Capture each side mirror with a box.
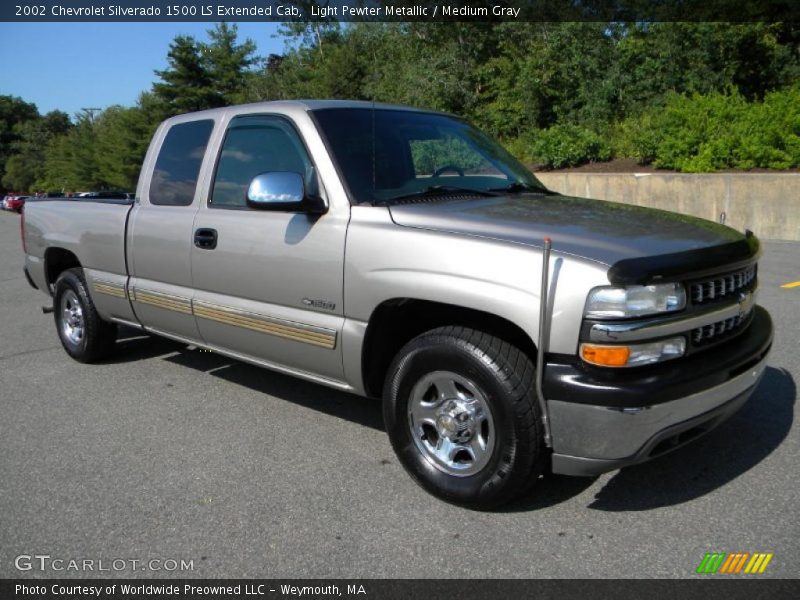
[246,172,327,214]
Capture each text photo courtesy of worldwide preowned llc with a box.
[0,2,798,598]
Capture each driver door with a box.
[190,115,348,382]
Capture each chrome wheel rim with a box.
[408,371,494,477]
[60,290,84,346]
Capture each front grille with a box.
[691,307,753,345]
[690,264,756,305]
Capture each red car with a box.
[6,195,28,212]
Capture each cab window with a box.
[149,119,214,206]
[210,116,313,209]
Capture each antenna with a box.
[372,97,376,195]
[371,44,377,198]
[536,236,554,447]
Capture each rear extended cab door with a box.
[189,107,350,384]
[126,115,218,341]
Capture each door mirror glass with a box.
[247,172,305,210]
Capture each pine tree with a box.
[153,35,220,115]
[152,26,259,116]
[202,23,259,105]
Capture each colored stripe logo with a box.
[696,552,773,574]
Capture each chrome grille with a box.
[690,264,756,305]
[691,307,753,345]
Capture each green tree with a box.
[0,95,39,191]
[153,35,219,115]
[5,21,800,186]
[153,25,259,115]
[2,110,71,191]
[617,23,800,111]
[40,113,100,192]
[94,99,161,190]
[203,22,259,104]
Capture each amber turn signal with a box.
[580,344,631,367]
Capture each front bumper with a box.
[546,306,773,476]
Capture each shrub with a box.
[518,124,612,168]
[617,87,800,171]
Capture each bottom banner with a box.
[2,579,799,600]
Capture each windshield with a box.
[312,108,547,205]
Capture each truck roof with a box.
[161,100,450,125]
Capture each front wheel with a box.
[383,326,546,509]
[53,268,117,363]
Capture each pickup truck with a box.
[21,100,773,508]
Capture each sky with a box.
[0,22,285,117]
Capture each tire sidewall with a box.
[54,270,90,359]
[384,338,530,506]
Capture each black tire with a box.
[383,326,546,509]
[53,267,117,363]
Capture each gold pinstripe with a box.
[127,288,336,350]
[131,289,193,315]
[93,282,127,299]
[193,302,336,349]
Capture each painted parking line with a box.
[781,281,800,289]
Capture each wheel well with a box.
[44,247,81,292]
[361,298,537,398]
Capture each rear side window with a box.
[150,120,214,206]
[210,116,312,208]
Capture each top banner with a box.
[3,1,800,22]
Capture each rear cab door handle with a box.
[194,228,218,249]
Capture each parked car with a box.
[6,195,28,212]
[71,191,130,200]
[3,194,21,210]
[21,101,772,508]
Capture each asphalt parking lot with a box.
[1,209,797,579]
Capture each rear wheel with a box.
[383,326,546,509]
[54,268,117,362]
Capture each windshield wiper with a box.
[380,185,499,204]
[489,182,550,194]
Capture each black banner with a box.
[2,1,800,23]
[2,579,800,600]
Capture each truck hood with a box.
[389,194,756,284]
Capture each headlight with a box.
[584,283,686,319]
[580,337,686,368]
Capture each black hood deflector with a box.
[607,232,760,285]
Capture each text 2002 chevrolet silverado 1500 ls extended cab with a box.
[22,101,773,508]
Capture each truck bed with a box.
[23,198,134,294]
[24,196,134,206]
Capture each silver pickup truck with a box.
[22,100,773,508]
